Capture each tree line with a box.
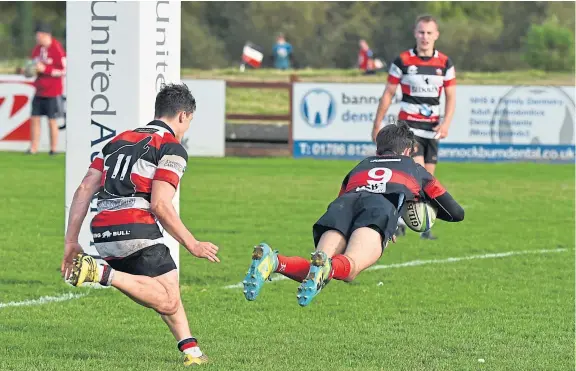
[1,1,574,72]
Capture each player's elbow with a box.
[382,89,392,101]
[77,182,90,193]
[76,181,96,197]
[384,84,397,97]
[451,206,465,222]
[150,199,171,217]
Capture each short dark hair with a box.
[35,22,52,34]
[415,14,439,29]
[154,83,196,118]
[375,121,415,155]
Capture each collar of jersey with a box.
[377,150,398,156]
[411,46,438,60]
[147,120,175,137]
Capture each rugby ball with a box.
[23,60,37,78]
[403,200,438,233]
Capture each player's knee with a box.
[157,297,179,316]
[156,306,176,316]
[342,271,359,282]
[453,205,465,222]
[342,267,362,282]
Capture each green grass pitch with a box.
[0,152,573,370]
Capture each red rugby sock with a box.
[330,254,351,280]
[275,255,310,282]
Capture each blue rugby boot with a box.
[243,243,279,301]
[297,251,332,307]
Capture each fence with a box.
[225,75,298,153]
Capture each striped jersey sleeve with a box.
[423,177,447,199]
[89,152,104,172]
[89,141,111,173]
[387,57,404,84]
[444,57,456,87]
[89,139,113,172]
[153,136,188,189]
[418,164,446,199]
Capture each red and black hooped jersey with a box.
[337,152,464,222]
[388,48,455,128]
[88,120,188,259]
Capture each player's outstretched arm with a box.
[150,180,220,263]
[417,166,464,222]
[62,168,102,278]
[428,190,464,222]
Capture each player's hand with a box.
[61,242,83,280]
[35,62,46,73]
[189,241,220,263]
[433,124,449,139]
[391,234,397,244]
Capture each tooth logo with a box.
[301,89,336,127]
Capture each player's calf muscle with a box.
[341,254,358,282]
[341,229,382,281]
[316,230,347,257]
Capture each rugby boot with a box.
[242,243,279,301]
[68,253,99,286]
[183,353,209,366]
[297,251,332,307]
[420,230,438,240]
[394,223,406,238]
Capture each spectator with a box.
[271,33,293,70]
[24,22,66,155]
[358,39,376,75]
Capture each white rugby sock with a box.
[183,346,203,357]
[97,264,115,286]
[178,337,203,357]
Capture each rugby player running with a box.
[242,123,464,307]
[61,83,220,367]
[371,15,456,240]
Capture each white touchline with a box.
[0,292,87,309]
[224,248,568,289]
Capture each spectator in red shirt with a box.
[358,39,375,75]
[25,23,66,155]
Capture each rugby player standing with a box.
[242,123,464,307]
[371,15,456,240]
[61,84,220,366]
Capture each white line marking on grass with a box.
[224,248,568,289]
[0,292,87,309]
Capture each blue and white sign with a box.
[301,89,336,127]
[292,83,575,163]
